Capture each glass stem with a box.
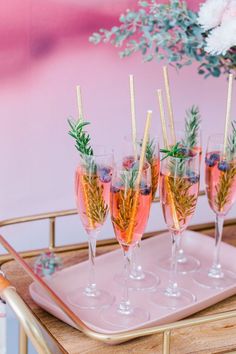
[166,231,180,296]
[85,230,99,296]
[118,247,133,315]
[176,232,186,263]
[209,214,224,278]
[130,241,145,280]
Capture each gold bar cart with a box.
[1,192,236,354]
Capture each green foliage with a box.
[160,142,187,160]
[68,119,93,156]
[183,105,201,148]
[145,138,156,163]
[168,175,198,224]
[121,166,138,189]
[89,0,235,78]
[215,163,236,212]
[83,174,108,225]
[161,142,188,177]
[138,137,156,163]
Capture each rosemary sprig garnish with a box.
[138,138,159,199]
[121,167,138,189]
[161,142,188,177]
[214,121,236,212]
[145,138,155,163]
[160,142,187,160]
[150,160,159,200]
[138,138,156,162]
[215,163,236,212]
[68,118,93,156]
[68,118,108,227]
[182,105,201,148]
[112,189,136,234]
[167,176,198,225]
[83,175,109,224]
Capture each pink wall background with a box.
[0,0,236,252]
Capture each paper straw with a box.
[76,85,83,121]
[157,89,180,231]
[126,111,152,244]
[163,66,176,144]
[157,89,169,149]
[129,75,138,160]
[136,110,152,187]
[223,73,234,155]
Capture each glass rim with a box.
[79,145,114,158]
[207,133,224,140]
[114,159,151,170]
[207,134,225,151]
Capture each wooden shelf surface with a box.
[2,225,236,354]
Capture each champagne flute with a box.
[130,137,160,289]
[115,137,160,290]
[193,134,236,289]
[67,146,114,309]
[158,120,202,273]
[101,160,152,327]
[151,153,200,309]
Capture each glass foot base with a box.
[114,271,159,291]
[67,287,114,309]
[157,254,200,274]
[193,268,236,290]
[150,287,196,309]
[101,303,150,329]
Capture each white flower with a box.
[221,0,236,22]
[198,0,236,55]
[198,0,230,31]
[205,19,236,55]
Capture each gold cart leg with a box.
[163,330,171,354]
[19,324,28,354]
[49,217,55,250]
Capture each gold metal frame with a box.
[1,190,236,354]
[0,191,206,265]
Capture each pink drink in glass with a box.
[75,166,111,232]
[122,155,160,201]
[205,151,236,215]
[150,156,160,200]
[111,187,152,250]
[160,173,200,232]
[193,135,236,290]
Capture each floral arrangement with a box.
[34,252,62,277]
[198,0,236,55]
[89,0,236,78]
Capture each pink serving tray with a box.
[29,231,236,334]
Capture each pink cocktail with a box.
[151,153,200,309]
[205,151,236,215]
[67,148,114,309]
[75,166,111,231]
[101,161,152,328]
[161,173,200,232]
[111,186,151,249]
[118,137,160,291]
[194,134,236,289]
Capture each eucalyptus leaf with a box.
[88,0,236,78]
